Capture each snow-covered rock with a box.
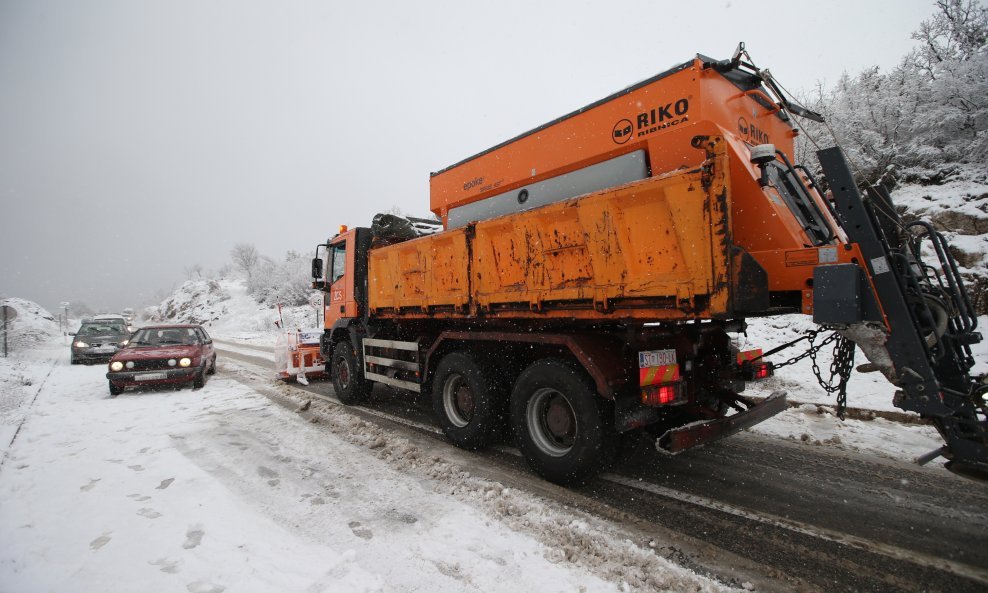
[891,164,988,313]
[0,298,61,350]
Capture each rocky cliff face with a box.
[891,164,988,314]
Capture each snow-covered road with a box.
[0,347,733,593]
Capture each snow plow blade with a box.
[656,391,787,454]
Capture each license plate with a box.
[638,349,676,368]
[135,372,166,381]
[93,346,116,353]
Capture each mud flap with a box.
[656,391,787,454]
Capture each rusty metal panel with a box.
[370,139,733,322]
[471,140,732,320]
[369,228,470,315]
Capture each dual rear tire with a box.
[509,359,617,485]
[432,353,616,485]
[432,352,504,450]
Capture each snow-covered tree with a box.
[230,243,260,279]
[798,0,987,183]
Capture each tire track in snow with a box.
[218,348,988,592]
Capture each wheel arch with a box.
[423,331,627,399]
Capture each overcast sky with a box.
[0,0,949,314]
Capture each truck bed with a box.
[368,139,734,322]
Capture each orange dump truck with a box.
[312,48,984,483]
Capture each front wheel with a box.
[332,341,371,404]
[510,359,617,485]
[108,382,123,397]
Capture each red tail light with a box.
[641,381,686,406]
[740,361,774,381]
[754,363,772,379]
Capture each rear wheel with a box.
[332,340,371,404]
[108,382,123,397]
[206,354,217,375]
[432,352,503,450]
[510,359,617,485]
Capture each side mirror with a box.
[68,332,76,336]
[311,257,323,280]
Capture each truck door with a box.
[326,232,358,327]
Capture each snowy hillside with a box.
[147,277,320,345]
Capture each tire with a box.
[206,354,217,375]
[510,359,617,485]
[108,382,123,397]
[193,368,206,389]
[331,340,371,405]
[71,356,78,365]
[432,352,504,450]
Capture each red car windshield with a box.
[130,327,201,346]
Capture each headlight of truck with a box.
[179,357,192,368]
[110,361,124,371]
[74,341,89,348]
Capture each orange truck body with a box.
[364,57,864,325]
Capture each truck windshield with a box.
[331,244,346,283]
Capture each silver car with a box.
[70,320,131,365]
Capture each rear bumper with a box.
[656,391,787,454]
[106,366,201,386]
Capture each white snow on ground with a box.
[4,237,984,590]
[0,301,738,593]
[741,313,988,411]
[737,313,988,463]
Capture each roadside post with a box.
[60,302,70,344]
[1,304,17,358]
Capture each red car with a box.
[106,324,217,396]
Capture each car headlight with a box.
[74,341,89,348]
[119,339,129,346]
[179,357,192,368]
[110,361,124,371]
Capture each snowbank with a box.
[149,277,319,348]
[0,298,61,352]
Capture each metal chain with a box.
[770,329,835,370]
[811,335,856,420]
[767,329,856,420]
